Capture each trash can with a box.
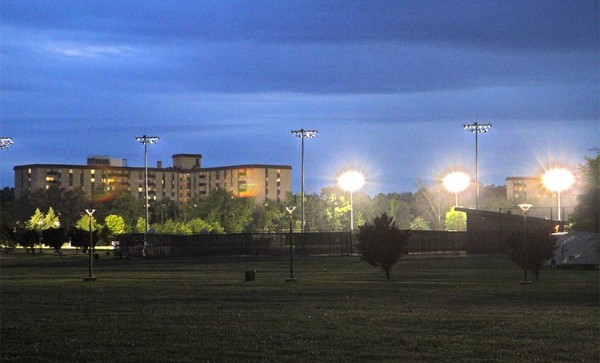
[245,270,256,282]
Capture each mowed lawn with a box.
[1,251,598,362]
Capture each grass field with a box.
[1,251,598,362]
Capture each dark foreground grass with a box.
[1,252,598,362]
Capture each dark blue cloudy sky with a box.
[1,0,598,195]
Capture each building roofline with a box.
[172,153,202,158]
[14,163,292,171]
[201,164,292,171]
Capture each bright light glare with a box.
[442,172,470,193]
[542,169,574,192]
[338,170,365,192]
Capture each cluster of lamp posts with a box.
[0,127,576,282]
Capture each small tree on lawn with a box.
[357,213,410,280]
[42,227,66,254]
[505,227,556,281]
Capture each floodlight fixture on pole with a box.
[291,129,318,234]
[337,170,366,231]
[463,122,491,210]
[0,137,13,149]
[442,171,470,207]
[83,209,97,281]
[542,168,574,221]
[135,135,159,256]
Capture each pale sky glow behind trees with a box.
[1,1,598,195]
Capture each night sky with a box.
[1,1,598,195]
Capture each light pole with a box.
[83,209,97,281]
[337,170,365,231]
[463,122,491,209]
[135,135,159,256]
[542,168,574,221]
[291,129,318,234]
[285,206,297,281]
[442,171,470,207]
[518,203,533,284]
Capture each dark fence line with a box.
[115,230,475,258]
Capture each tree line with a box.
[1,155,597,248]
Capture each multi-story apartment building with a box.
[505,176,577,219]
[14,154,292,204]
[505,176,545,203]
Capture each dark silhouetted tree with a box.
[16,227,39,255]
[505,228,556,281]
[42,227,66,254]
[570,155,599,233]
[357,213,410,280]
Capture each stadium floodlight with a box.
[136,135,159,256]
[291,129,318,234]
[542,168,574,221]
[0,137,13,149]
[338,170,366,231]
[443,171,470,207]
[463,122,492,209]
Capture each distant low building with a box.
[14,154,292,204]
[455,207,564,254]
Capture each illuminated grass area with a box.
[1,252,598,362]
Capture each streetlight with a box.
[285,206,297,282]
[463,122,492,209]
[83,209,97,281]
[135,135,159,256]
[337,170,365,231]
[442,171,470,207]
[542,168,574,221]
[0,137,13,149]
[291,129,318,234]
[518,203,533,284]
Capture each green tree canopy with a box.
[105,214,126,236]
[27,207,60,230]
[189,189,255,233]
[444,207,467,231]
[75,214,101,232]
[410,216,431,231]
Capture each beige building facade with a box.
[14,154,292,204]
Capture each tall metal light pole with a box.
[285,206,297,281]
[518,203,533,284]
[463,122,491,209]
[82,209,97,281]
[291,129,318,233]
[135,135,159,256]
